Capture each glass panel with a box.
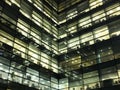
[92,10,106,23]
[80,32,94,46]
[106,3,120,17]
[94,25,110,41]
[84,76,99,84]
[78,16,92,28]
[89,0,103,9]
[83,71,98,78]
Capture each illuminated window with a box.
[78,16,92,28]
[1,13,16,25]
[109,20,120,37]
[58,12,66,24]
[59,78,68,89]
[0,65,9,79]
[94,26,110,41]
[20,1,32,19]
[27,0,33,3]
[59,34,67,39]
[0,37,13,47]
[14,43,26,59]
[0,30,13,46]
[84,76,99,84]
[101,67,118,80]
[43,19,52,34]
[106,3,120,17]
[67,9,78,20]
[68,37,79,49]
[5,0,12,6]
[28,44,40,64]
[33,0,43,11]
[83,71,98,78]
[89,0,103,9]
[11,0,20,7]
[78,1,89,14]
[31,28,41,44]
[41,52,51,60]
[67,22,77,33]
[59,41,67,53]
[0,30,14,41]
[32,11,42,27]
[43,5,52,18]
[92,10,106,23]
[80,32,94,45]
[17,19,30,37]
[52,26,58,38]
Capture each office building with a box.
[0,0,120,90]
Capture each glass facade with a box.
[58,0,120,90]
[0,0,120,90]
[0,0,58,90]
